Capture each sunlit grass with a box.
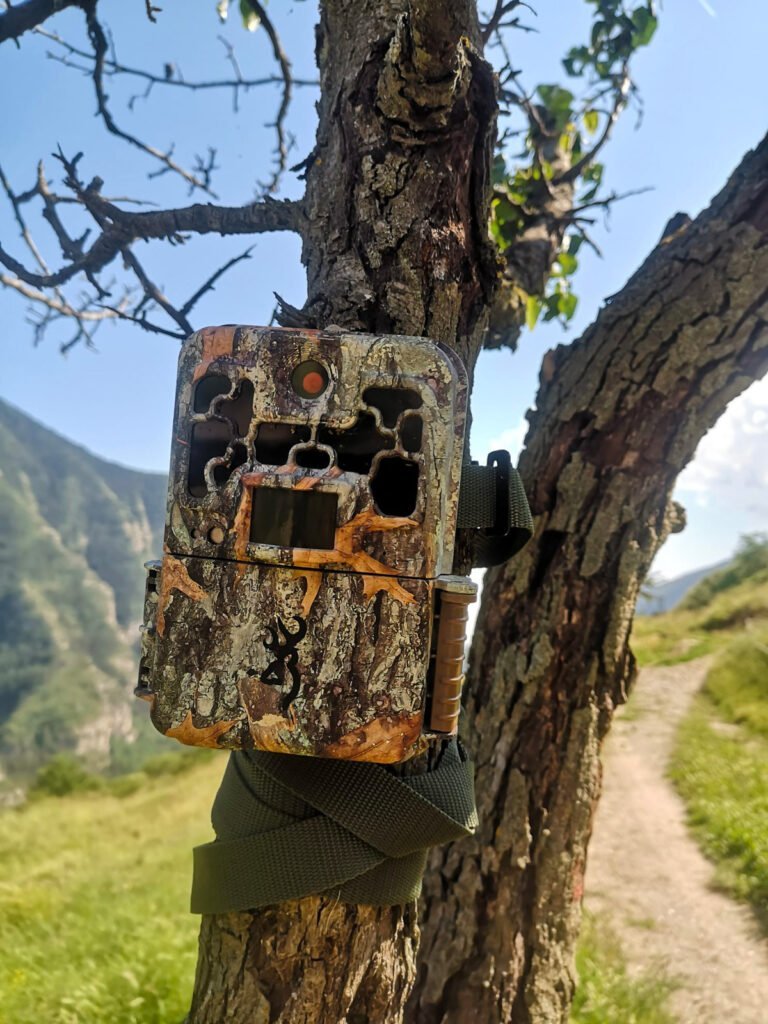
[702,632,768,738]
[670,705,768,927]
[571,914,676,1024]
[0,754,224,1024]
[631,575,768,667]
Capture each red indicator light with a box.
[292,360,329,399]
[302,371,325,395]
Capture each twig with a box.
[481,1,536,45]
[242,0,293,192]
[555,66,631,184]
[180,247,253,317]
[83,4,218,195]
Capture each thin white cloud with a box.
[676,375,768,513]
[485,420,527,462]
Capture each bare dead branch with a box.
[0,0,85,45]
[481,1,536,45]
[36,26,317,98]
[81,4,217,195]
[242,0,293,192]
[144,0,160,23]
[119,245,192,334]
[0,162,51,273]
[0,150,294,347]
[0,168,301,290]
[99,305,186,340]
[0,271,123,321]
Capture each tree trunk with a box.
[188,2,498,1021]
[410,133,768,1023]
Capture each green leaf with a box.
[631,8,658,47]
[525,294,542,331]
[216,0,229,21]
[557,291,578,320]
[240,0,261,31]
[582,161,604,184]
[583,109,599,136]
[537,84,575,116]
[557,252,578,276]
[568,234,584,256]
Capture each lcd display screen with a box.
[249,487,338,549]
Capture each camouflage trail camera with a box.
[137,326,528,764]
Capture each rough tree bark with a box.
[188,2,499,1021]
[411,135,768,1023]
[185,0,768,1020]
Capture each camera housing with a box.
[137,325,475,764]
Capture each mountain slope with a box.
[0,398,166,774]
[636,561,729,616]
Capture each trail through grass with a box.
[669,631,768,929]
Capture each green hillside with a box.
[632,534,768,667]
[0,399,166,780]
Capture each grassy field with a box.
[0,749,673,1024]
[0,753,224,1024]
[668,631,768,928]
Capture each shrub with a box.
[28,754,102,798]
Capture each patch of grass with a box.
[632,574,768,667]
[571,913,676,1024]
[0,753,224,1024]
[702,632,768,739]
[670,694,768,927]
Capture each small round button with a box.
[292,360,329,399]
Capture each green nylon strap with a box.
[191,740,477,914]
[458,460,534,568]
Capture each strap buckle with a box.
[486,449,511,538]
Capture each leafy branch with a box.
[486,0,659,346]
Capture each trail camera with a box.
[137,326,531,764]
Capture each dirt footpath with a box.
[584,659,768,1024]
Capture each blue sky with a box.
[0,0,766,580]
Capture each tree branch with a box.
[0,149,302,346]
[82,3,216,195]
[242,0,293,192]
[0,181,301,289]
[0,0,84,45]
[415,131,768,1023]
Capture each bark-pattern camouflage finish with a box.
[139,326,473,762]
